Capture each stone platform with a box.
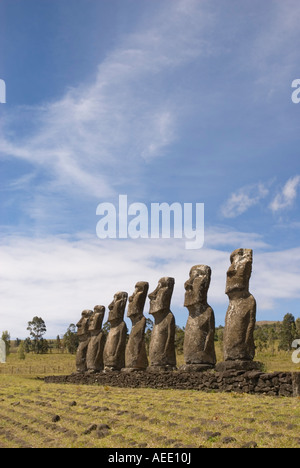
[45,369,300,397]
[215,360,264,372]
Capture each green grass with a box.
[2,341,300,376]
[0,352,76,376]
[0,347,299,448]
[0,374,299,448]
[255,348,300,373]
[0,342,300,375]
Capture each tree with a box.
[175,326,185,354]
[278,313,297,351]
[1,331,11,356]
[63,324,79,354]
[215,326,224,343]
[144,318,153,354]
[15,338,21,348]
[268,326,277,355]
[102,321,111,336]
[39,338,49,354]
[27,317,47,354]
[24,338,31,353]
[254,326,269,351]
[18,341,26,360]
[55,335,62,352]
[295,318,300,337]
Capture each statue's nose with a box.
[184,279,192,291]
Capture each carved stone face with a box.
[76,310,93,335]
[225,248,253,295]
[184,265,211,308]
[148,277,175,315]
[88,306,105,332]
[128,282,149,319]
[108,292,128,324]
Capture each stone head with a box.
[128,281,149,320]
[108,291,128,324]
[88,305,105,332]
[148,277,175,315]
[184,264,211,308]
[76,309,93,335]
[225,248,253,295]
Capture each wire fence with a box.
[0,364,75,376]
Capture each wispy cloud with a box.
[204,226,269,249]
[270,175,300,212]
[0,0,213,200]
[221,183,269,218]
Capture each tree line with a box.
[1,313,300,359]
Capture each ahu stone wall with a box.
[45,369,300,398]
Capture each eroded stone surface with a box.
[124,281,149,372]
[45,370,295,397]
[223,249,256,362]
[148,277,176,371]
[76,310,93,373]
[182,265,216,370]
[86,306,106,373]
[103,292,128,371]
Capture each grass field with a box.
[0,347,299,448]
[0,374,299,448]
[1,341,300,375]
[0,352,76,376]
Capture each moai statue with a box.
[76,310,93,373]
[148,277,177,371]
[181,265,216,371]
[103,292,128,371]
[216,248,262,372]
[124,281,149,372]
[86,306,106,373]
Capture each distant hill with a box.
[256,321,281,327]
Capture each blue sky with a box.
[0,0,300,338]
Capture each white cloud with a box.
[221,183,269,218]
[270,175,300,212]
[1,230,300,338]
[204,226,269,249]
[252,247,300,310]
[0,0,213,200]
[0,235,217,338]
